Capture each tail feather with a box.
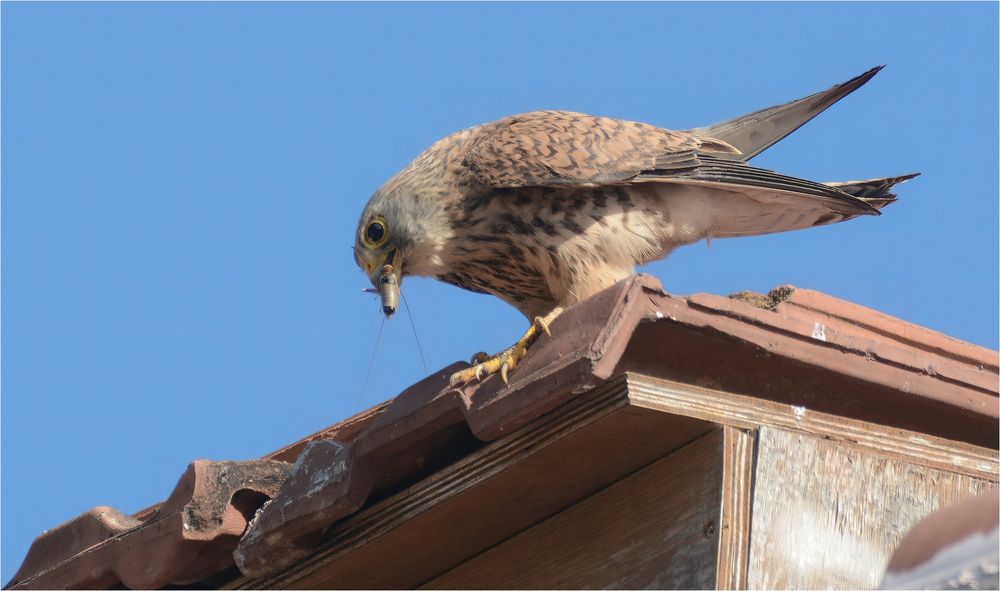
[824,172,920,210]
[691,66,884,161]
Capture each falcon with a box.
[353,66,917,386]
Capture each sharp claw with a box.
[452,309,562,387]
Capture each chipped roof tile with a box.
[9,460,291,589]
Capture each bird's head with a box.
[354,177,454,317]
[354,206,401,317]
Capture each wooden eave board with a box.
[626,373,999,480]
[424,430,726,589]
[229,378,715,589]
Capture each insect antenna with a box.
[401,292,428,376]
[355,314,386,412]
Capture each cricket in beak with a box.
[377,263,399,317]
[360,246,402,318]
[361,263,399,316]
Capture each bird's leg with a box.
[450,306,564,386]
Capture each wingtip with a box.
[882,172,921,185]
[834,171,918,216]
[694,64,891,162]
[847,65,885,88]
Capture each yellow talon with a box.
[449,306,564,387]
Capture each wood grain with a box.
[626,373,998,479]
[424,430,726,590]
[715,426,756,590]
[746,427,993,590]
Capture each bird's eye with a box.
[365,220,387,246]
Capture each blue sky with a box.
[3,2,997,581]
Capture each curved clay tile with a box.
[8,459,292,589]
[9,506,141,588]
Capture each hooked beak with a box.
[370,249,402,317]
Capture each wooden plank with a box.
[230,378,716,589]
[627,373,998,479]
[747,427,994,590]
[424,430,726,590]
[715,426,755,590]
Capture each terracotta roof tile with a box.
[679,290,997,417]
[9,460,291,589]
[775,287,998,369]
[9,507,141,589]
[7,274,998,589]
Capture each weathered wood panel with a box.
[425,429,725,590]
[747,427,994,590]
[716,426,756,590]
